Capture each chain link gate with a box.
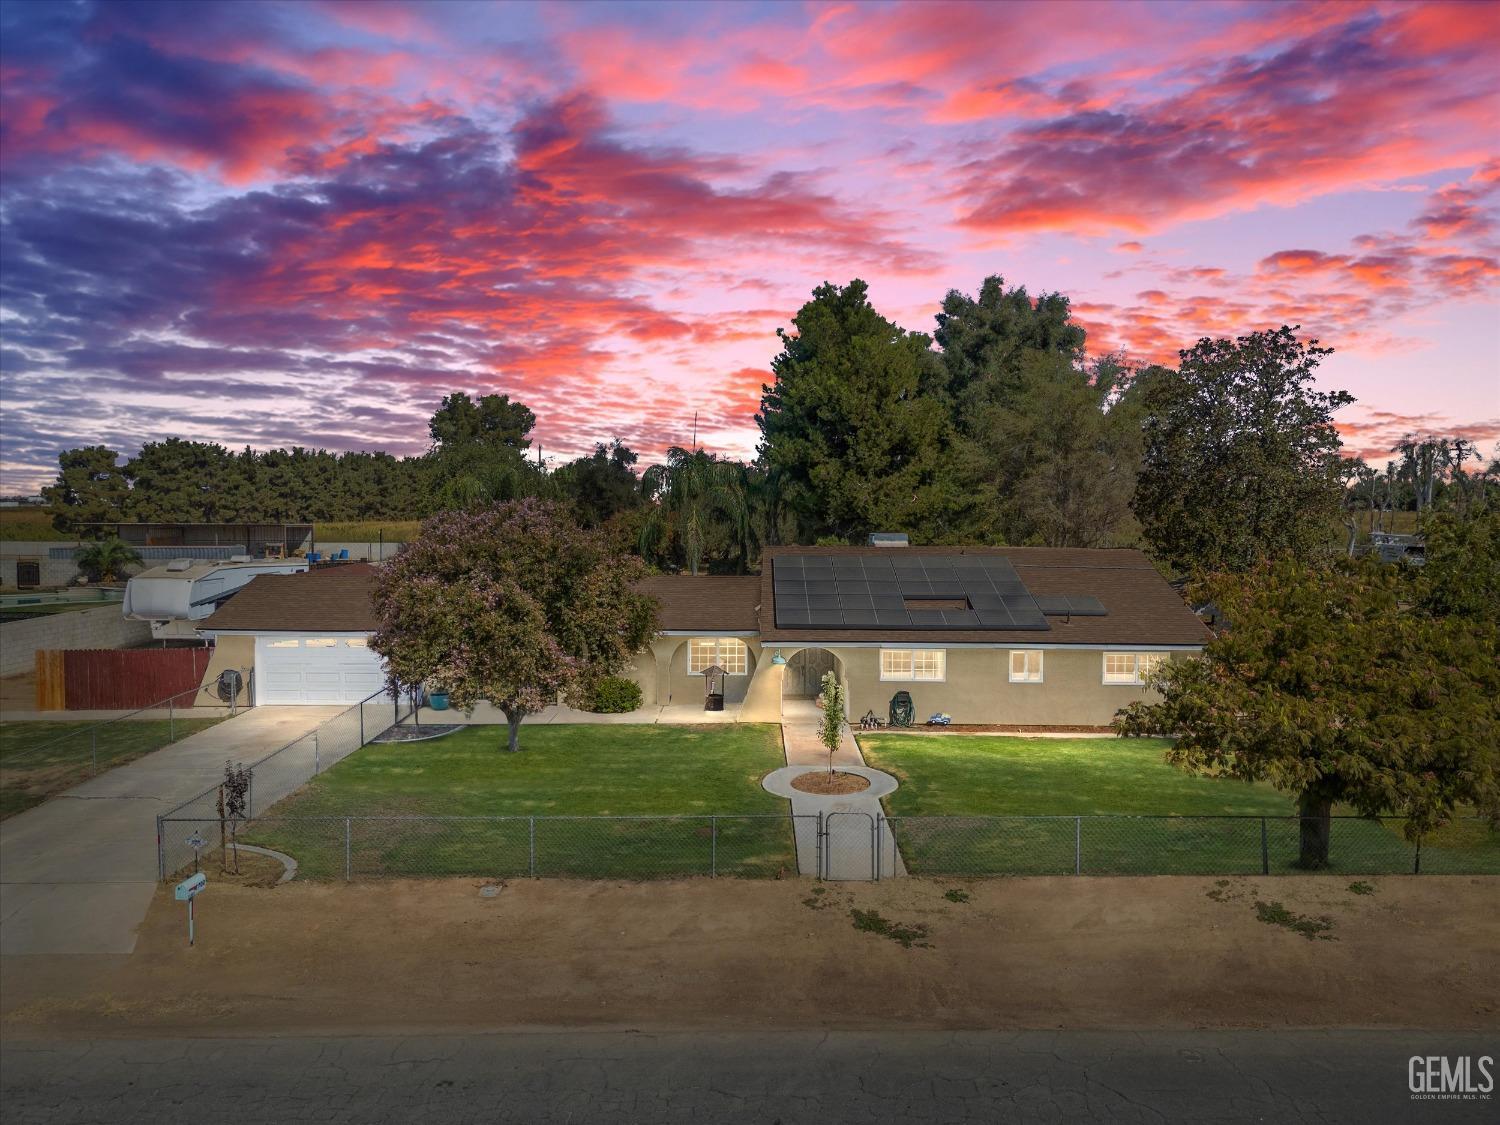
[820,810,877,881]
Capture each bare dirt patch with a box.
[791,770,871,795]
[3,876,1495,1038]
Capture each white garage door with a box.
[254,634,387,705]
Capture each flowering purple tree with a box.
[371,499,658,752]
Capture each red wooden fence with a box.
[56,648,213,710]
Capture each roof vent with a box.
[867,532,909,547]
[166,558,193,572]
[229,554,253,562]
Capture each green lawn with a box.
[859,733,1500,877]
[240,723,797,880]
[0,717,226,819]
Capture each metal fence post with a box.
[314,733,320,775]
[1260,817,1270,875]
[710,815,717,878]
[1414,836,1422,875]
[156,815,165,881]
[344,818,352,881]
[529,817,537,878]
[359,706,365,746]
[91,727,97,775]
[168,695,175,743]
[1074,816,1082,875]
[816,811,824,880]
[247,771,254,818]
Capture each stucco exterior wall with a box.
[834,646,1186,727]
[197,634,255,705]
[625,637,1194,725]
[636,635,762,708]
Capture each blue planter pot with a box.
[427,691,450,711]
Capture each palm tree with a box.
[638,447,748,575]
[74,538,142,583]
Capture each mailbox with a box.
[175,873,207,901]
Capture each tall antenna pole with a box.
[692,410,698,450]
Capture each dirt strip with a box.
[3,875,1495,1037]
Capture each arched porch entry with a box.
[655,636,759,706]
[782,647,844,701]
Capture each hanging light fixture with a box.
[771,649,787,665]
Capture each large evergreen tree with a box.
[970,352,1144,548]
[757,279,963,543]
[41,446,131,535]
[933,274,1087,413]
[1132,327,1352,574]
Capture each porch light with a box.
[771,649,787,665]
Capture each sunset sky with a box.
[1,0,1497,492]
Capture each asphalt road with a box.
[3,1029,1495,1123]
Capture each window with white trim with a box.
[1103,652,1168,684]
[689,637,748,675]
[1009,649,1043,683]
[880,649,946,681]
[268,638,300,648]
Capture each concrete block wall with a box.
[0,605,153,677]
[1,540,83,589]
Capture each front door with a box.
[785,648,835,697]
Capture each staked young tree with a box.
[370,500,658,752]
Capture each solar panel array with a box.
[772,554,1064,630]
[1033,594,1108,617]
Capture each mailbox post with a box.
[175,873,207,946]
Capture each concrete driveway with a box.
[0,705,341,956]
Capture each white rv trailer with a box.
[123,556,309,639]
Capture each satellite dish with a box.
[216,669,243,703]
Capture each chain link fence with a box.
[155,686,413,876]
[1,671,251,817]
[158,808,1496,884]
[881,814,1500,877]
[161,813,810,882]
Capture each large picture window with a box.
[689,638,749,675]
[1103,652,1168,685]
[1009,650,1043,683]
[880,649,946,681]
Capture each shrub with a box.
[585,675,643,714]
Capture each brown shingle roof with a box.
[202,571,380,633]
[756,545,1209,646]
[637,575,761,632]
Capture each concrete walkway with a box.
[0,705,340,956]
[769,702,905,879]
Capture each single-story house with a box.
[638,545,1209,727]
[198,545,1208,725]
